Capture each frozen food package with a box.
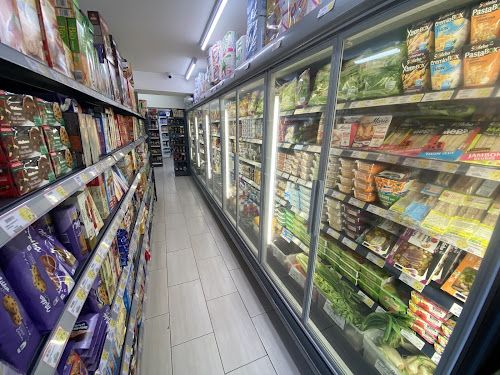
[16,0,46,63]
[337,60,360,102]
[351,115,392,149]
[246,16,265,59]
[265,0,281,45]
[402,51,431,93]
[295,69,310,108]
[308,64,330,105]
[434,9,470,52]
[407,19,434,55]
[0,0,25,54]
[236,35,247,67]
[471,0,500,44]
[441,253,481,302]
[247,0,267,21]
[430,48,463,90]
[464,40,500,87]
[223,31,237,54]
[209,41,222,82]
[222,51,236,78]
[461,122,500,166]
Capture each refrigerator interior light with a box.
[206,114,211,179]
[195,117,200,167]
[354,48,400,64]
[224,109,230,199]
[200,0,229,50]
[267,95,280,243]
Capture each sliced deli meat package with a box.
[434,8,470,52]
[461,122,500,166]
[351,115,392,149]
[471,0,500,44]
[464,40,500,87]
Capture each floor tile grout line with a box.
[169,331,214,349]
[223,354,270,375]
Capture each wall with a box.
[134,71,194,96]
[138,93,186,109]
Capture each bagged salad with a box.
[279,78,296,111]
[337,60,360,102]
[295,69,311,108]
[309,64,331,105]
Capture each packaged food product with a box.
[461,122,500,166]
[394,123,444,156]
[471,0,500,44]
[0,92,44,127]
[341,168,355,179]
[340,158,357,170]
[374,170,416,207]
[343,204,370,218]
[353,179,376,193]
[0,126,48,163]
[410,291,451,321]
[52,205,89,262]
[437,334,449,347]
[441,253,481,302]
[434,9,470,52]
[344,228,359,240]
[435,342,445,355]
[344,221,366,234]
[362,226,396,257]
[353,188,377,202]
[464,40,500,87]
[337,183,353,194]
[0,0,25,54]
[402,192,440,223]
[309,64,331,106]
[421,190,467,234]
[441,318,456,338]
[337,60,360,102]
[378,282,411,312]
[351,115,393,149]
[338,175,354,187]
[344,213,369,226]
[407,19,434,55]
[430,48,463,90]
[342,249,366,270]
[332,123,358,148]
[295,69,311,109]
[402,51,431,93]
[360,261,394,286]
[16,0,46,63]
[447,195,491,238]
[380,123,413,151]
[354,169,376,184]
[409,300,445,327]
[434,172,455,186]
[326,197,342,210]
[407,310,440,344]
[358,279,380,300]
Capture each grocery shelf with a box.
[240,137,263,144]
[277,198,309,222]
[240,176,260,190]
[337,86,500,111]
[277,142,322,153]
[0,44,144,120]
[280,106,325,117]
[276,170,313,189]
[328,147,500,183]
[239,157,261,168]
[30,161,149,375]
[0,136,147,250]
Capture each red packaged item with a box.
[411,291,451,321]
[407,309,442,340]
[0,92,44,127]
[408,300,446,327]
[0,126,48,163]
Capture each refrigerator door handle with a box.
[308,180,319,235]
[312,180,325,235]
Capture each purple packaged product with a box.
[32,216,79,275]
[0,269,41,373]
[0,230,63,333]
[80,316,107,371]
[71,313,104,351]
[83,275,110,313]
[0,359,24,375]
[52,205,89,262]
[25,227,75,300]
[57,342,88,375]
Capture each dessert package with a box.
[464,40,500,87]
[0,0,25,54]
[0,126,48,163]
[16,0,46,63]
[351,115,392,149]
[87,174,110,219]
[434,8,470,52]
[0,92,44,127]
[441,253,481,302]
[49,149,75,177]
[42,124,70,152]
[57,343,88,375]
[52,205,89,261]
[407,19,434,55]
[0,228,64,333]
[83,276,109,314]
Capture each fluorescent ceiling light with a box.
[200,0,229,50]
[185,58,197,80]
[354,48,400,64]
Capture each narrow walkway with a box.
[142,159,312,375]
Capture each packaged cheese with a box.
[407,19,434,55]
[441,253,481,302]
[434,8,470,52]
[471,0,500,44]
[402,51,431,93]
[430,48,463,90]
[464,40,500,87]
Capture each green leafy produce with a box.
[361,311,415,348]
[309,64,331,106]
[337,60,360,102]
[255,91,265,115]
[279,78,297,111]
[295,69,311,108]
[360,69,402,99]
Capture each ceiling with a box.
[79,0,247,83]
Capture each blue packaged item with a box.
[430,48,463,90]
[246,16,266,59]
[247,0,267,22]
[434,9,469,52]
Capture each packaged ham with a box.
[434,9,470,52]
[471,0,500,44]
[421,190,467,234]
[461,122,500,166]
[464,40,500,87]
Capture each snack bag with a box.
[402,51,431,93]
[407,19,434,55]
[464,40,500,87]
[471,0,500,44]
[434,9,470,52]
[430,48,463,90]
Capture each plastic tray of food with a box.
[344,228,359,240]
[326,197,342,209]
[359,262,394,286]
[341,168,356,179]
[354,188,378,202]
[358,279,380,300]
[353,179,376,193]
[338,183,353,194]
[327,208,342,220]
[356,160,387,174]
[343,221,367,234]
[300,172,312,181]
[343,204,370,218]
[299,192,311,203]
[341,249,366,270]
[354,170,376,184]
[340,158,357,170]
[339,175,354,187]
[344,213,370,226]
[299,165,312,174]
[328,217,343,231]
[299,185,311,195]
[299,152,315,161]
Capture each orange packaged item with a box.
[441,253,481,302]
[464,40,500,87]
[353,188,377,202]
[353,179,376,193]
[339,175,354,187]
[356,160,386,174]
[471,0,500,44]
[354,170,376,184]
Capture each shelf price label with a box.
[366,252,385,268]
[351,151,368,159]
[341,237,356,250]
[367,204,385,216]
[0,206,36,237]
[450,303,463,317]
[375,359,397,375]
[74,172,89,186]
[41,326,69,368]
[401,330,425,350]
[44,186,68,205]
[377,154,399,164]
[348,197,365,209]
[327,228,340,239]
[357,290,375,308]
[431,352,442,365]
[399,272,425,292]
[67,287,87,317]
[422,90,454,102]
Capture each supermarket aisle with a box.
[142,159,312,375]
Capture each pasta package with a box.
[430,48,463,90]
[471,0,500,44]
[461,122,500,166]
[407,19,435,55]
[441,253,481,302]
[434,9,470,52]
[351,115,392,149]
[464,40,500,87]
[402,51,431,93]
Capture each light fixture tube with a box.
[200,0,229,51]
[267,95,280,243]
[185,58,197,80]
[206,114,211,179]
[224,109,230,198]
[354,48,400,64]
[195,117,200,167]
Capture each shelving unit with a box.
[147,111,162,167]
[169,110,189,175]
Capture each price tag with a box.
[290,176,298,182]
[298,178,306,186]
[289,265,306,287]
[318,0,335,17]
[348,197,364,209]
[376,306,386,313]
[431,352,442,365]
[242,63,250,70]
[106,158,114,167]
[366,252,385,268]
[450,303,463,317]
[342,237,356,250]
[367,204,385,216]
[272,40,282,51]
[327,228,340,239]
[306,181,313,188]
[113,297,122,314]
[295,144,304,150]
[67,287,87,317]
[375,359,397,375]
[422,90,454,102]
[44,186,68,205]
[401,330,425,350]
[351,151,368,159]
[336,102,346,110]
[456,87,494,99]
[74,172,89,186]
[357,290,374,308]
[431,160,459,173]
[323,301,345,329]
[230,73,235,79]
[331,190,346,201]
[403,158,419,168]
[399,272,425,292]
[41,326,69,368]
[0,206,36,237]
[399,94,424,104]
[377,154,399,164]
[81,271,95,292]
[331,148,343,156]
[466,165,500,181]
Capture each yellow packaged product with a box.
[407,19,434,55]
[434,8,470,52]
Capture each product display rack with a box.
[186,1,500,375]
[148,111,163,167]
[158,110,171,158]
[169,110,190,176]
[30,156,150,375]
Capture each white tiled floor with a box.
[143,160,311,375]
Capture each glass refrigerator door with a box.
[237,79,265,255]
[222,92,238,225]
[195,109,206,184]
[210,99,222,205]
[306,1,500,374]
[202,104,212,190]
[188,111,197,171]
[262,48,333,316]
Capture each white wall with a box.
[134,71,194,95]
[138,94,186,109]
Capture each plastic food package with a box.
[402,51,431,93]
[337,60,360,102]
[340,168,355,179]
[338,183,352,194]
[411,291,451,321]
[353,189,377,202]
[434,9,470,52]
[356,161,386,174]
[441,253,481,302]
[421,190,467,234]
[265,0,281,45]
[339,175,354,187]
[295,69,311,108]
[407,19,434,55]
[378,282,411,312]
[246,16,266,59]
[340,158,357,170]
[353,179,376,193]
[309,64,331,106]
[332,123,358,148]
[279,78,297,111]
[351,115,393,149]
[362,226,396,257]
[354,169,376,184]
[471,0,500,44]
[464,40,500,87]
[374,170,416,207]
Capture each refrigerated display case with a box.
[195,109,206,183]
[237,78,265,255]
[222,91,238,225]
[186,1,500,374]
[210,99,222,205]
[188,111,198,172]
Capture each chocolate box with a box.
[52,204,89,261]
[49,149,74,177]
[0,92,44,127]
[0,126,48,163]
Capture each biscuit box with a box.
[83,275,110,314]
[52,205,89,262]
[0,268,41,373]
[57,342,88,375]
[43,125,70,152]
[16,0,47,63]
[32,214,79,275]
[0,126,48,163]
[50,149,75,178]
[0,92,44,127]
[0,228,64,333]
[87,174,110,219]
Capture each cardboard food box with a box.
[441,253,481,302]
[42,125,70,152]
[0,92,44,127]
[0,126,48,163]
[87,174,110,219]
[0,0,25,54]
[49,149,74,177]
[16,0,47,63]
[87,10,113,62]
